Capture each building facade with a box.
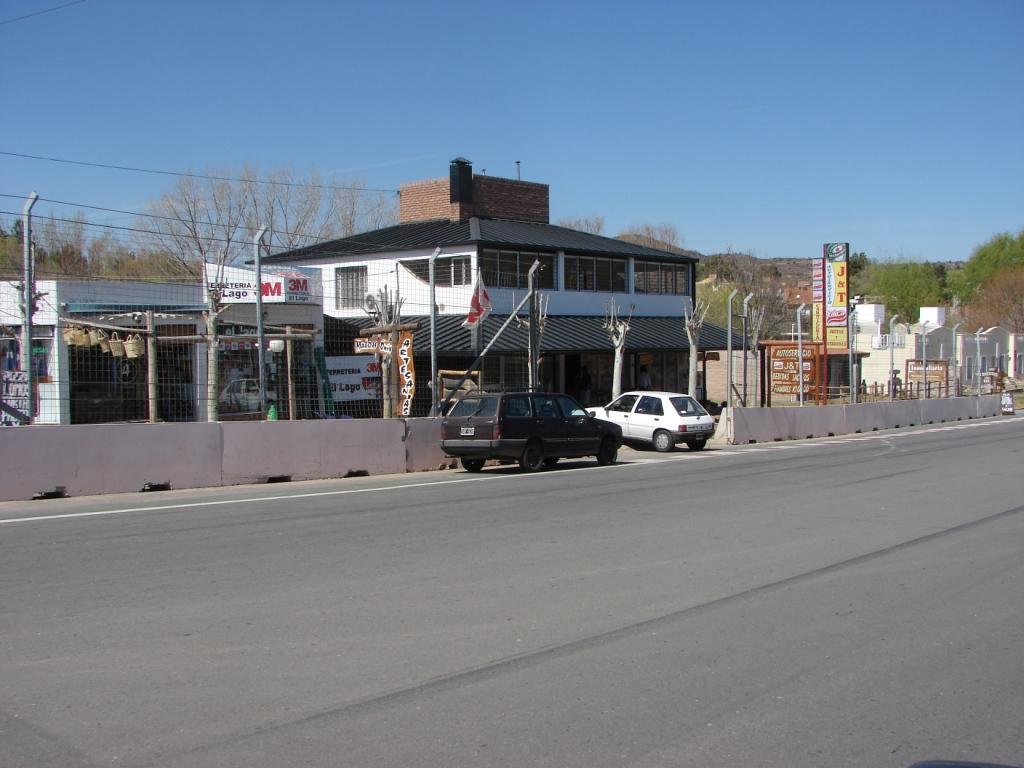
[265,158,736,414]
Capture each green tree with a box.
[948,230,1024,303]
[849,251,870,297]
[862,261,947,321]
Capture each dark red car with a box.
[441,392,622,472]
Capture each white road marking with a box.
[0,460,649,526]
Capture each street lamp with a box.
[254,227,268,418]
[848,299,860,404]
[726,289,738,411]
[951,321,962,395]
[888,314,900,401]
[741,292,753,406]
[975,326,998,394]
[921,320,930,399]
[796,303,807,406]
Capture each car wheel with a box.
[543,457,559,467]
[652,429,675,453]
[686,438,707,451]
[461,458,486,472]
[519,440,545,472]
[596,436,619,466]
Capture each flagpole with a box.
[429,247,439,416]
[444,278,532,413]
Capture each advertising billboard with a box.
[204,263,322,305]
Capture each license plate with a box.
[460,426,475,436]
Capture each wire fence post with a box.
[21,192,39,423]
[254,227,267,418]
[147,310,157,423]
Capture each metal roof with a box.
[348,315,739,354]
[265,217,699,264]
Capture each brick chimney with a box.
[399,158,550,224]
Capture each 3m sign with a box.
[204,263,321,304]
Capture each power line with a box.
[0,193,342,245]
[0,207,412,262]
[0,0,86,26]
[0,151,400,193]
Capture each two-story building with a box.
[264,158,735,416]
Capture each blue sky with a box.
[1,0,1021,262]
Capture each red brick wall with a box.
[399,175,549,223]
[398,179,451,223]
[473,176,549,223]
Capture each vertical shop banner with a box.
[823,242,849,349]
[811,259,824,342]
[396,332,416,416]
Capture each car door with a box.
[628,394,666,442]
[597,393,638,435]
[499,394,534,453]
[530,394,566,455]
[556,394,601,455]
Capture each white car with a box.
[588,391,716,452]
[218,378,276,413]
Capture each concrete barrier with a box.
[404,418,451,472]
[0,422,223,500]
[0,399,1002,501]
[0,417,448,502]
[220,419,407,485]
[728,396,1002,445]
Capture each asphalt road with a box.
[2,417,1023,768]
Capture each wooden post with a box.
[146,311,158,423]
[286,325,296,420]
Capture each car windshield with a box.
[669,396,708,416]
[448,396,499,418]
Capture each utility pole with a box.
[254,227,268,418]
[21,192,39,424]
[888,314,900,401]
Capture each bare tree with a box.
[683,298,710,398]
[603,300,632,399]
[144,165,399,268]
[557,215,605,235]
[617,222,682,251]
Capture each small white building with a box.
[2,273,324,424]
[851,304,1021,394]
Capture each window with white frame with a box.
[335,266,368,309]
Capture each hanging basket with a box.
[88,327,105,347]
[124,334,144,359]
[108,332,125,357]
[96,329,111,353]
[69,326,90,346]
[62,325,76,344]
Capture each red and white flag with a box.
[462,275,492,328]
